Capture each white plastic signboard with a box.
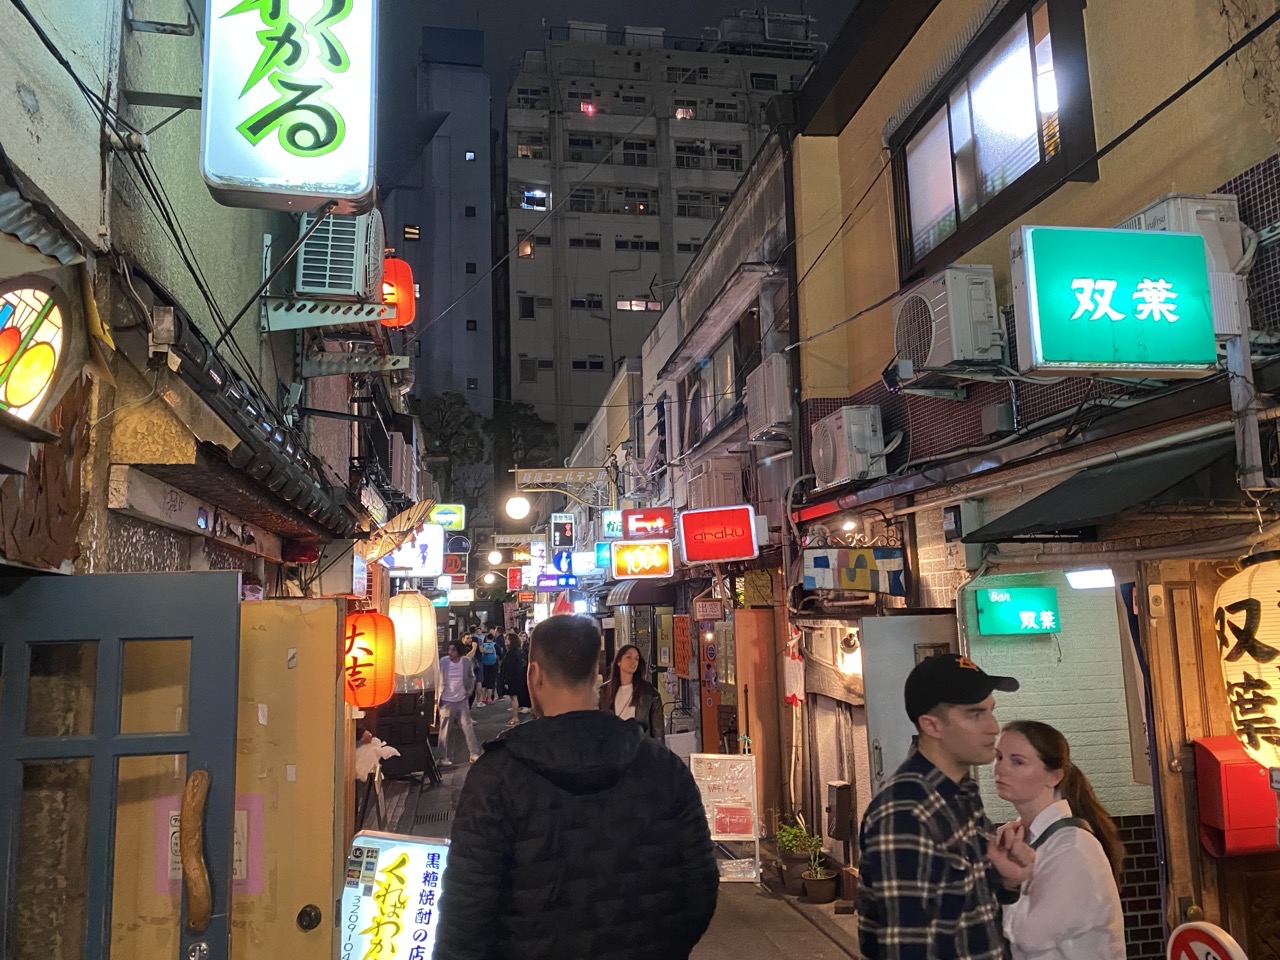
[202,0,377,212]
[689,753,759,882]
[340,831,449,960]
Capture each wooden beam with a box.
[107,464,284,563]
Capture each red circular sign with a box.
[1167,923,1246,960]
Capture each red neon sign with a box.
[507,567,523,591]
[622,507,674,540]
[610,539,674,579]
[679,505,759,564]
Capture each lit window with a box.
[464,151,476,161]
[517,236,535,259]
[580,101,596,115]
[893,0,1094,277]
[403,224,421,241]
[616,298,662,312]
[413,283,420,299]
[521,188,550,210]
[466,378,478,389]
[674,99,697,120]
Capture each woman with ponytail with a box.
[992,720,1125,960]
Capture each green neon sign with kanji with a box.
[975,586,1062,636]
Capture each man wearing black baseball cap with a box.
[857,653,1034,960]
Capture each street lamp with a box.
[482,572,497,585]
[487,549,503,565]
[505,495,531,520]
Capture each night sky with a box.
[406,0,857,91]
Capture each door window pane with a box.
[26,642,97,736]
[120,639,191,734]
[905,109,956,260]
[1032,0,1059,155]
[968,19,1040,204]
[15,759,93,960]
[110,754,188,959]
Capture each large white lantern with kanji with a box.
[388,588,438,690]
[1213,557,1280,770]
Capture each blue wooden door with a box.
[0,572,241,960]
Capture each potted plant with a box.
[775,822,811,896]
[802,845,838,904]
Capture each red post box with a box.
[1193,736,1280,857]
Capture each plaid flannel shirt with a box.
[857,749,1016,960]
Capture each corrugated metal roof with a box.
[0,184,83,266]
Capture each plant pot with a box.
[802,871,839,904]
[780,851,808,896]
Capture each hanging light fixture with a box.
[342,611,396,708]
[1212,552,1280,770]
[380,257,416,328]
[388,587,439,689]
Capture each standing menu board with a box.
[340,831,450,960]
[689,753,760,882]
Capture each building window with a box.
[569,296,604,310]
[535,296,553,308]
[464,150,476,161]
[538,358,554,370]
[572,359,588,370]
[569,187,596,213]
[712,101,740,122]
[677,241,704,254]
[749,72,778,91]
[572,357,606,371]
[573,421,589,432]
[515,86,549,109]
[518,296,536,321]
[515,133,546,159]
[682,332,736,447]
[517,236,535,259]
[466,378,478,389]
[466,318,478,330]
[569,236,602,249]
[674,140,706,168]
[413,283,420,299]
[616,298,662,311]
[619,188,653,216]
[535,235,551,246]
[713,143,743,172]
[677,191,719,219]
[519,186,550,210]
[465,205,476,217]
[621,139,652,166]
[519,357,537,382]
[465,262,477,274]
[673,98,697,120]
[403,224,421,241]
[892,0,1095,279]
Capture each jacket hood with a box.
[491,710,644,794]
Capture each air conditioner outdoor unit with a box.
[811,405,886,490]
[1116,193,1249,336]
[892,265,1002,380]
[295,210,385,299]
[688,457,741,509]
[745,352,791,440]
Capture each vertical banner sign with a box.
[340,831,449,960]
[507,568,523,592]
[550,513,575,549]
[202,0,378,212]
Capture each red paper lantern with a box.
[342,611,396,708]
[381,257,415,328]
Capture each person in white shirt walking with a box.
[993,720,1126,960]
[437,640,482,766]
[598,644,664,741]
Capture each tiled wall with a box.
[1116,814,1165,960]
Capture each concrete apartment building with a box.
[505,11,823,457]
[381,26,495,417]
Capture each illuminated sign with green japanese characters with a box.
[975,586,1061,636]
[201,0,377,212]
[1011,226,1217,377]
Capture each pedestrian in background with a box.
[994,720,1126,960]
[501,630,527,726]
[434,615,717,960]
[478,630,500,704]
[436,640,481,766]
[599,644,665,742]
[857,653,1035,960]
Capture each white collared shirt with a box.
[1002,799,1126,960]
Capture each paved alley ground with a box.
[381,700,858,959]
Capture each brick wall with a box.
[1116,814,1165,960]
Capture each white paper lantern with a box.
[1212,558,1280,770]
[388,588,438,688]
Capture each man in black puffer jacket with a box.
[434,615,718,960]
